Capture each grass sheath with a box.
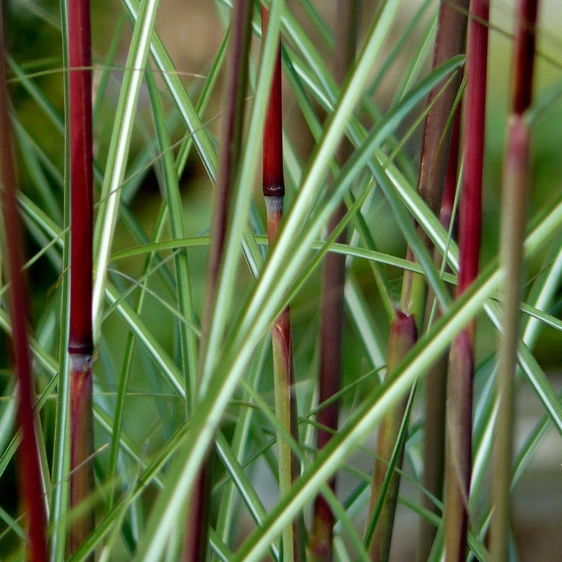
[367,2,469,560]
[445,1,489,560]
[415,6,469,559]
[416,0,469,218]
[444,329,474,561]
[418,102,462,562]
[261,7,305,561]
[0,14,47,561]
[185,1,253,560]
[310,1,357,559]
[367,312,417,562]
[492,2,538,560]
[67,0,95,556]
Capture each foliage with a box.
[1,1,561,561]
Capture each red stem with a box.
[0,15,47,561]
[68,1,94,349]
[186,1,253,559]
[457,0,489,297]
[368,311,417,562]
[310,2,357,559]
[444,329,474,561]
[417,0,470,216]
[511,0,539,116]
[262,7,305,560]
[67,0,95,555]
[444,3,489,560]
[491,3,539,559]
[68,0,94,353]
[203,0,252,297]
[262,8,284,199]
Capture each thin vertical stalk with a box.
[261,7,305,561]
[367,1,469,560]
[67,0,95,556]
[0,12,47,561]
[445,1,489,560]
[184,1,253,560]
[492,117,530,562]
[510,0,539,117]
[309,3,357,560]
[492,2,538,561]
[414,9,469,562]
[415,0,470,219]
[444,329,474,562]
[418,102,462,562]
[367,312,417,562]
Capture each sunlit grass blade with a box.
[146,72,198,414]
[49,1,72,558]
[91,0,160,342]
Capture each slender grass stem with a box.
[185,1,253,559]
[492,116,530,562]
[445,1,489,559]
[261,7,305,560]
[416,0,470,219]
[415,9,468,557]
[66,0,95,555]
[0,12,47,561]
[367,2,469,559]
[310,2,357,560]
[419,102,462,562]
[367,312,417,562]
[444,329,474,561]
[492,2,538,560]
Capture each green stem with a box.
[368,1,469,559]
[271,307,303,562]
[367,312,417,562]
[419,103,462,562]
[492,118,531,562]
[492,2,538,558]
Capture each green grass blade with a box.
[92,0,161,344]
